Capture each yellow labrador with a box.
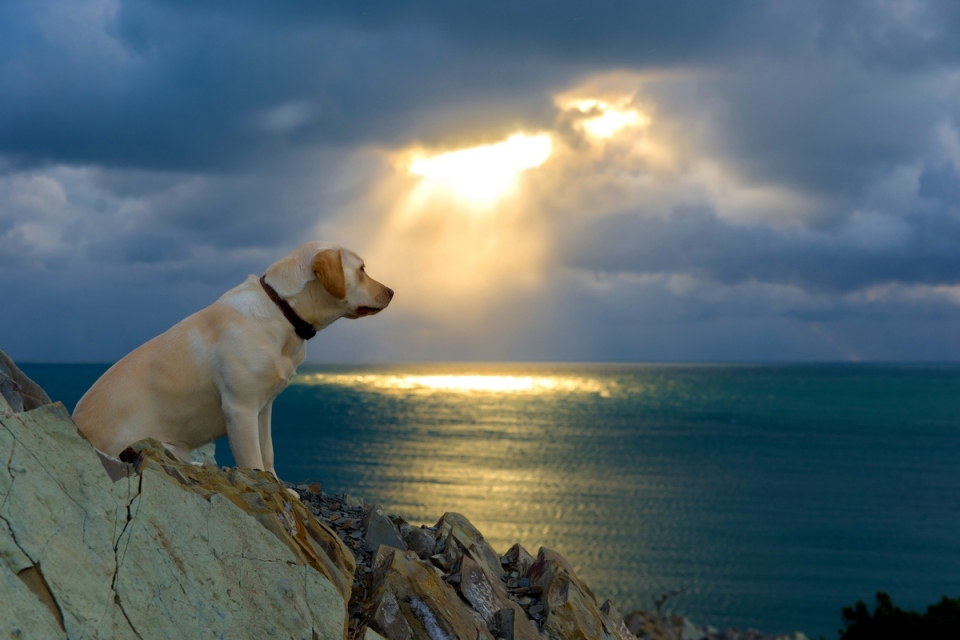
[74,242,392,490]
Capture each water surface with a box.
[24,362,960,638]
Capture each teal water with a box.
[23,362,960,638]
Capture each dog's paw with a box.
[285,487,302,501]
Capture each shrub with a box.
[839,591,960,640]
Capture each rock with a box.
[0,373,23,413]
[365,627,390,640]
[624,610,676,639]
[1,520,67,639]
[128,438,356,603]
[680,617,706,639]
[624,610,643,636]
[367,546,494,640]
[493,608,517,640]
[600,599,635,639]
[1,399,350,638]
[364,504,408,553]
[502,543,536,576]
[457,555,541,640]
[189,441,217,465]
[0,348,51,412]
[526,547,634,640]
[345,493,365,508]
[433,512,504,579]
[1,403,139,637]
[371,590,412,640]
[115,459,345,639]
[399,523,436,560]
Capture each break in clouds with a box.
[2,0,960,362]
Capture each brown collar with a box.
[259,275,317,340]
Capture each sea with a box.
[21,362,960,639]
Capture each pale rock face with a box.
[113,468,345,639]
[0,401,350,639]
[1,403,137,638]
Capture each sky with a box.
[2,0,960,363]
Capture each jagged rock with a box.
[364,504,407,554]
[433,512,504,578]
[457,554,542,640]
[1,399,350,638]
[599,600,635,639]
[399,523,436,560]
[624,610,675,639]
[503,543,537,576]
[493,608,518,640]
[0,374,23,413]
[371,590,412,640]
[0,348,51,412]
[368,545,495,640]
[526,547,634,640]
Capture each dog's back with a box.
[73,300,245,456]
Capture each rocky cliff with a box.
[0,352,807,640]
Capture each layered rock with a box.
[0,349,51,413]
[296,485,635,640]
[1,395,349,638]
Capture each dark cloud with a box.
[562,203,960,294]
[815,0,960,70]
[5,0,959,173]
[3,0,960,362]
[1,0,571,170]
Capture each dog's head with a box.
[311,246,394,319]
[263,241,393,325]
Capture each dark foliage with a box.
[839,592,960,640]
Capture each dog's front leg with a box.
[259,402,300,500]
[258,401,276,478]
[222,399,265,472]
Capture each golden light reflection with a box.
[407,133,552,202]
[346,78,668,334]
[570,99,649,139]
[294,373,614,397]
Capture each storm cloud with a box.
[2,0,960,362]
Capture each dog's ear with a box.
[312,249,347,299]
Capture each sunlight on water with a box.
[293,372,616,396]
[22,362,960,639]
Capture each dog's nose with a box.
[386,287,395,300]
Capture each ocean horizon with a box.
[21,361,960,638]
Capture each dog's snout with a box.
[386,287,394,300]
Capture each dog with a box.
[73,242,393,492]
